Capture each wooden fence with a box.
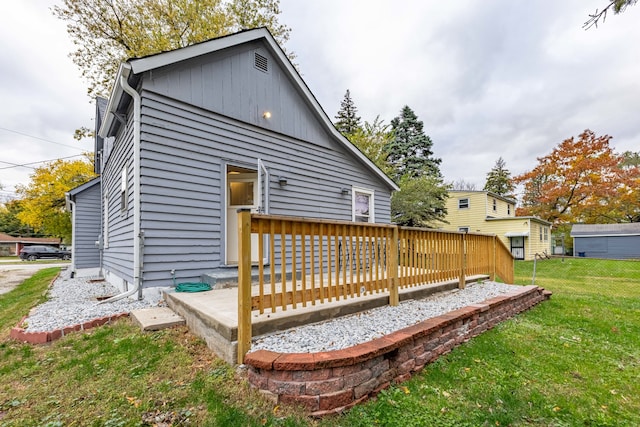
[237,212,514,363]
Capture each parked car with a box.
[19,245,71,261]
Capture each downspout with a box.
[99,63,143,304]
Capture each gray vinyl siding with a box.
[140,40,331,150]
[574,236,640,259]
[72,181,101,269]
[138,91,391,288]
[101,116,135,285]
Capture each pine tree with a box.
[334,89,362,137]
[483,157,515,196]
[384,105,441,182]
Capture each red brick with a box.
[268,379,305,395]
[264,369,293,381]
[292,368,332,382]
[313,349,354,369]
[244,350,280,370]
[9,327,24,342]
[306,377,344,395]
[28,331,49,344]
[396,359,415,375]
[49,329,63,341]
[354,377,379,399]
[319,389,354,411]
[279,394,319,412]
[274,352,315,371]
[394,373,412,384]
[343,368,372,388]
[247,369,269,389]
[385,330,414,348]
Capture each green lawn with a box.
[0,258,638,426]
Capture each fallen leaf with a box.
[553,406,561,412]
[442,390,451,398]
[400,386,410,394]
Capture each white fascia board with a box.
[98,63,132,138]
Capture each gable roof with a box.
[99,28,398,191]
[571,223,640,237]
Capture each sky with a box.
[1,0,639,202]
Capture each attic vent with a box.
[254,52,269,73]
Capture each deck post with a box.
[237,209,252,364]
[459,232,466,289]
[491,236,496,281]
[389,226,399,306]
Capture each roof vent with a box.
[254,52,269,73]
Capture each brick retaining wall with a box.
[244,285,552,417]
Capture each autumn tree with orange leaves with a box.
[513,130,639,225]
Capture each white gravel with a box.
[250,281,517,354]
[23,268,161,332]
[21,268,517,355]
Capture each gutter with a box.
[98,63,144,303]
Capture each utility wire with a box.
[0,126,87,151]
[0,154,87,170]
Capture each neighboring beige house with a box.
[441,191,551,260]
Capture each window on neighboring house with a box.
[544,227,549,242]
[539,226,543,242]
[458,198,469,209]
[492,199,497,212]
[120,167,128,213]
[458,227,470,233]
[103,195,109,249]
[508,204,511,215]
[353,187,375,223]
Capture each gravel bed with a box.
[250,281,516,354]
[23,268,161,332]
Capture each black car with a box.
[19,245,71,261]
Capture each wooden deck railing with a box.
[237,212,514,363]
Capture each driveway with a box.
[0,262,68,295]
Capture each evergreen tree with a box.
[334,89,362,137]
[483,157,515,196]
[384,106,441,182]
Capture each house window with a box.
[352,187,374,223]
[458,198,469,209]
[508,204,511,215]
[540,226,543,242]
[458,227,470,233]
[544,227,549,242]
[120,167,128,213]
[492,199,497,212]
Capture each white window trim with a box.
[458,198,469,209]
[352,187,375,223]
[458,227,470,233]
[120,166,128,214]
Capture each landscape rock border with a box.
[245,285,552,417]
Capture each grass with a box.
[0,258,638,426]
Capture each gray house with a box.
[77,28,397,300]
[571,223,640,259]
[66,177,102,272]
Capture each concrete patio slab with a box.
[131,307,185,331]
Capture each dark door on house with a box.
[510,236,525,260]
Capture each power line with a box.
[0,126,88,151]
[0,154,87,170]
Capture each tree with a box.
[584,0,638,29]
[0,200,36,237]
[483,157,515,196]
[348,116,392,176]
[513,130,636,225]
[450,179,477,191]
[16,157,96,242]
[391,176,449,227]
[53,0,292,97]
[334,89,362,137]
[384,106,442,182]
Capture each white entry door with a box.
[226,167,259,264]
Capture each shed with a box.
[570,223,640,259]
[66,177,102,272]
